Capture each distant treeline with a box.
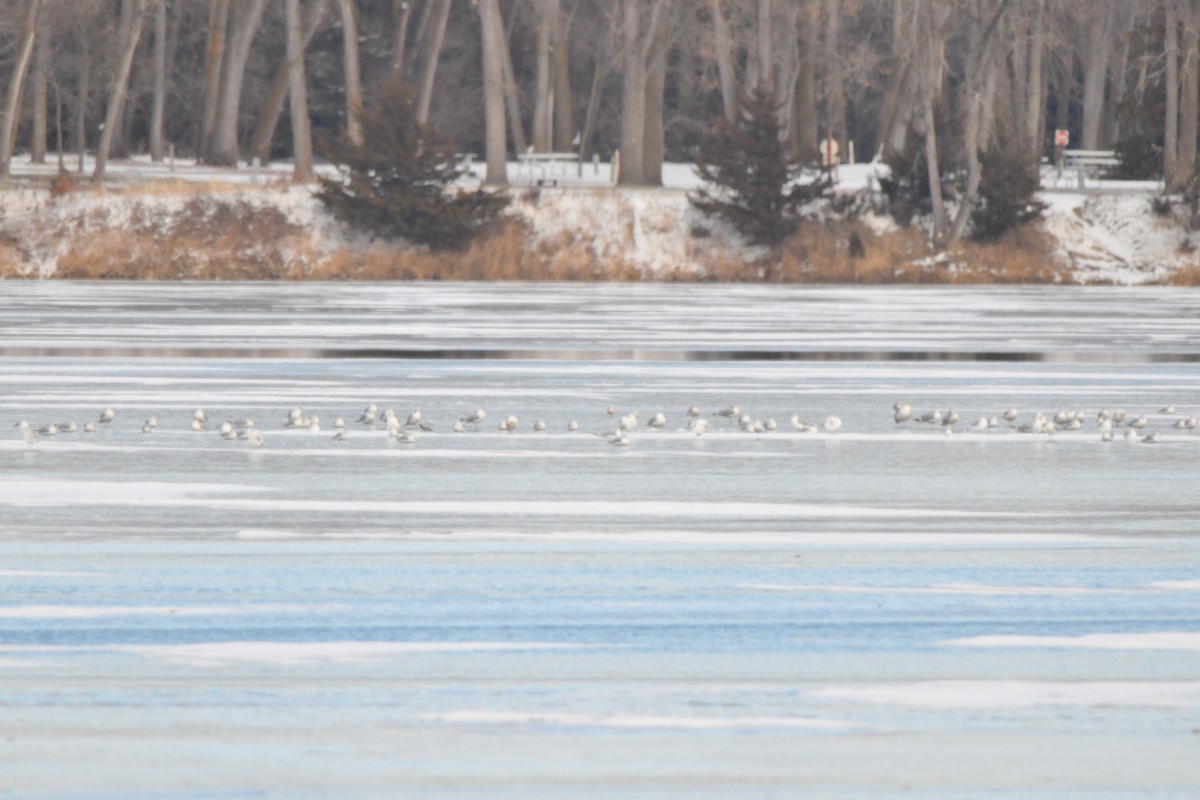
[0,3,1184,196]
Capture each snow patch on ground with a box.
[1041,192,1189,284]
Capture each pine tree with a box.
[969,148,1047,242]
[690,83,831,248]
[317,81,508,251]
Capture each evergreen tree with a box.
[690,83,831,248]
[317,81,508,251]
[969,148,1047,242]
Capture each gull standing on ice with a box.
[893,402,913,423]
[100,408,116,424]
[84,421,97,433]
[823,416,842,433]
[461,409,486,430]
[648,413,667,432]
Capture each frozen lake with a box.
[2,283,1199,799]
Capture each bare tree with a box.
[197,0,229,156]
[478,0,507,184]
[251,0,330,165]
[94,0,146,181]
[416,0,451,124]
[337,0,364,147]
[792,2,818,156]
[285,0,314,182]
[1176,0,1200,188]
[205,0,270,166]
[618,0,668,186]
[149,0,168,162]
[1166,0,1179,184]
[1079,2,1113,150]
[30,12,49,164]
[533,0,556,151]
[392,0,413,78]
[500,7,528,154]
[708,0,737,122]
[0,0,41,178]
[553,2,575,152]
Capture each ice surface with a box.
[815,680,1200,708]
[2,283,1199,799]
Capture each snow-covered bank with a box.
[0,157,1192,284]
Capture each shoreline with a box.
[0,158,1191,286]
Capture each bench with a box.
[1062,149,1120,186]
[515,152,580,186]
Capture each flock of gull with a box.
[891,401,1196,444]
[10,400,1194,448]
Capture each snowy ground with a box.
[0,154,1191,283]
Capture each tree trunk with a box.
[416,0,451,125]
[197,0,229,156]
[0,0,40,178]
[478,0,507,185]
[149,0,168,162]
[1166,0,1179,184]
[533,0,554,152]
[618,0,648,185]
[578,9,613,163]
[75,15,90,172]
[1176,0,1200,188]
[1053,43,1073,135]
[792,3,818,157]
[337,0,364,146]
[499,10,527,155]
[392,0,413,78]
[756,0,772,91]
[617,0,667,186]
[94,0,146,181]
[251,0,329,165]
[823,0,846,153]
[30,14,48,165]
[1079,5,1111,150]
[286,0,314,182]
[642,15,667,186]
[205,0,270,166]
[878,0,920,161]
[919,2,949,239]
[708,0,737,122]
[552,3,575,152]
[1103,11,1130,147]
[1024,0,1045,160]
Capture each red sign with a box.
[1054,129,1070,147]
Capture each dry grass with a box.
[52,197,310,280]
[1167,264,1200,286]
[0,182,1077,285]
[700,220,1068,284]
